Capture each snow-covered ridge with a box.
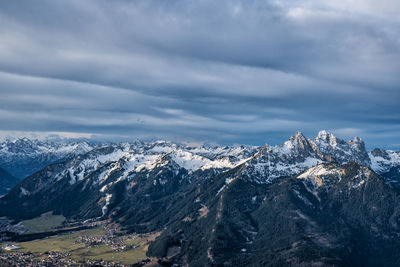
[4,132,399,220]
[269,130,400,174]
[237,130,399,184]
[0,137,262,196]
[298,165,339,180]
[31,140,259,193]
[3,131,400,191]
[369,149,400,174]
[0,138,93,156]
[0,138,97,178]
[297,163,373,191]
[75,142,255,175]
[298,164,342,189]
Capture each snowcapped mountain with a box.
[2,131,399,207]
[0,138,98,196]
[0,137,259,196]
[369,148,400,173]
[1,131,398,191]
[312,130,371,166]
[0,138,96,179]
[1,140,259,200]
[1,131,400,266]
[1,131,399,202]
[233,131,398,185]
[146,162,400,266]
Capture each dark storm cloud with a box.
[0,0,399,148]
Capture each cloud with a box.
[0,0,399,148]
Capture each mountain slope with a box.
[0,167,16,196]
[1,131,400,266]
[0,141,258,222]
[1,131,399,221]
[0,138,95,179]
[148,162,400,266]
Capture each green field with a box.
[21,212,66,233]
[2,226,158,265]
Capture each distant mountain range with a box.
[1,131,400,266]
[0,138,96,179]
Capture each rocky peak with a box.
[311,131,370,166]
[283,131,313,156]
[316,130,329,139]
[315,130,341,147]
[348,136,366,151]
[296,131,313,151]
[316,130,332,141]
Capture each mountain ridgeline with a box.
[0,138,96,196]
[1,131,400,266]
[0,138,95,179]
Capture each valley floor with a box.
[0,223,160,266]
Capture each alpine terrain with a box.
[0,138,96,194]
[1,131,400,266]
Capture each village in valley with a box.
[0,215,158,266]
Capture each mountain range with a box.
[0,138,96,192]
[1,131,400,266]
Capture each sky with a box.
[0,0,399,149]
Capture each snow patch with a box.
[216,177,234,195]
[369,150,400,174]
[298,165,338,179]
[20,187,29,196]
[292,188,313,206]
[102,193,112,216]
